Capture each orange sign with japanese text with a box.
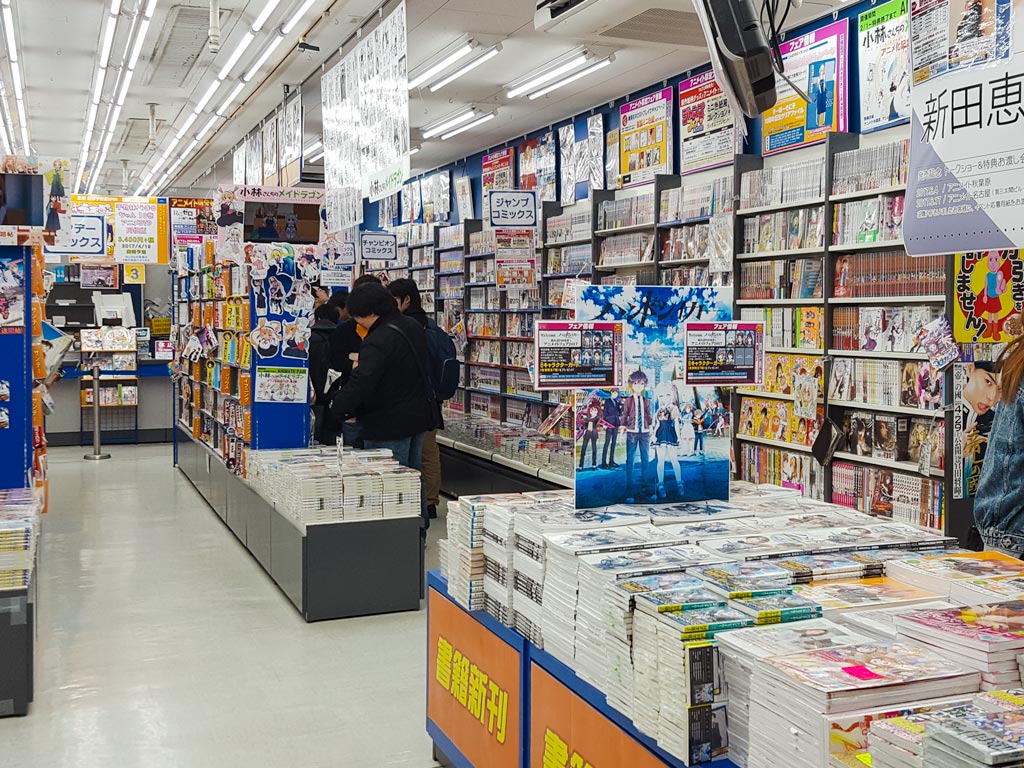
[427,587,521,768]
[530,664,667,768]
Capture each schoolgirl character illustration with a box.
[268,277,286,315]
[974,250,1014,339]
[652,383,684,499]
[282,317,311,360]
[252,280,268,317]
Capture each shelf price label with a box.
[489,190,538,229]
[359,232,398,261]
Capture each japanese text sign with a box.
[43,214,106,257]
[427,587,520,768]
[360,232,398,261]
[114,201,164,264]
[683,321,765,386]
[218,184,326,204]
[535,321,624,390]
[530,664,666,768]
[488,190,538,229]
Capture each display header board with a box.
[683,321,765,386]
[535,321,623,390]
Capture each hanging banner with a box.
[488,190,538,229]
[761,18,850,155]
[280,95,303,187]
[246,132,262,186]
[683,321,765,386]
[678,70,736,174]
[232,147,246,185]
[262,119,279,185]
[953,361,1001,499]
[454,177,474,222]
[858,0,911,133]
[535,320,624,390]
[170,198,216,236]
[904,0,1020,254]
[113,199,169,264]
[482,147,515,223]
[42,214,106,257]
[518,131,557,204]
[558,125,577,206]
[952,250,1024,342]
[587,114,605,194]
[619,87,674,187]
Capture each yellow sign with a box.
[123,264,145,284]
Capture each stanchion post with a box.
[84,362,111,461]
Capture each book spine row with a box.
[739,259,823,300]
[599,233,655,266]
[598,192,656,230]
[737,443,826,500]
[661,265,711,287]
[740,158,826,208]
[829,357,946,409]
[739,307,824,349]
[741,205,825,253]
[832,194,905,246]
[832,250,945,298]
[831,461,944,530]
[831,138,910,195]
[662,223,710,262]
[831,306,942,352]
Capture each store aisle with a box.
[0,445,441,768]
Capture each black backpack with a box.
[423,318,460,401]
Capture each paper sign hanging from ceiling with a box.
[678,70,736,174]
[619,87,674,187]
[232,147,246,185]
[246,131,262,186]
[43,214,106,257]
[903,0,1023,254]
[113,199,169,264]
[761,19,849,156]
[857,0,911,133]
[262,119,278,185]
[481,147,515,223]
[489,190,537,229]
[518,132,556,205]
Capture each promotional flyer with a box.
[678,71,736,174]
[952,250,1024,343]
[619,87,674,187]
[535,321,623,390]
[857,0,911,132]
[683,321,765,386]
[481,147,515,221]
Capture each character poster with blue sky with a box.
[574,285,733,508]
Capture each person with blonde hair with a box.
[652,382,684,499]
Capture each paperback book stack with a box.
[887,552,1024,597]
[895,602,1024,691]
[715,619,874,767]
[745,642,980,768]
[921,706,1024,768]
[445,495,489,612]
[647,500,758,526]
[791,577,941,618]
[481,497,550,625]
[835,600,957,640]
[949,577,1024,605]
[0,489,40,589]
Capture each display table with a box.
[426,570,739,768]
[436,435,571,497]
[177,425,423,622]
[0,581,34,717]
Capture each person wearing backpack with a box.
[389,279,460,519]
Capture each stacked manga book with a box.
[831,139,910,195]
[0,489,40,588]
[791,577,941,618]
[445,495,490,611]
[739,157,826,209]
[886,551,1024,596]
[837,600,958,640]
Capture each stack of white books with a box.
[745,642,979,768]
[895,602,1024,691]
[921,707,1024,768]
[791,577,941,618]
[949,576,1024,605]
[715,619,874,768]
[835,600,957,640]
[886,551,1024,597]
[483,503,519,626]
[378,467,423,519]
[444,496,487,611]
[647,500,757,526]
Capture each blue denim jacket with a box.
[974,387,1024,552]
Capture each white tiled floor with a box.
[0,444,443,768]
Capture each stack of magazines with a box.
[791,576,941,618]
[948,576,1024,605]
[0,489,40,590]
[887,551,1024,597]
[445,496,488,611]
[834,599,957,640]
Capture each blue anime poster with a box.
[574,285,734,508]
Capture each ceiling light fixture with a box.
[409,145,420,156]
[528,56,613,100]
[421,108,476,139]
[215,81,245,116]
[408,41,474,91]
[429,46,500,93]
[193,79,221,113]
[307,150,324,164]
[1,6,16,63]
[99,14,117,68]
[127,17,151,70]
[303,139,321,157]
[175,112,198,139]
[506,53,589,99]
[441,111,495,141]
[10,60,21,100]
[110,0,121,13]
[218,31,254,80]
[243,33,284,82]
[91,69,105,105]
[250,0,282,32]
[195,115,219,141]
[281,0,317,34]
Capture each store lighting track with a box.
[429,46,500,93]
[250,0,282,33]
[194,80,221,114]
[303,140,322,157]
[218,31,255,80]
[441,111,495,141]
[528,56,613,100]
[1,0,27,153]
[506,51,589,99]
[243,33,284,82]
[281,0,317,35]
[409,145,420,156]
[408,39,474,91]
[216,81,245,117]
[422,109,476,140]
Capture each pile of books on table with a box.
[0,489,40,590]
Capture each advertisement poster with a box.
[858,0,912,132]
[761,19,850,155]
[262,119,278,185]
[517,132,556,204]
[114,201,164,263]
[454,177,474,222]
[535,321,623,390]
[678,71,736,174]
[254,366,307,403]
[952,250,1024,342]
[495,256,537,290]
[246,131,262,187]
[170,198,216,236]
[0,254,24,331]
[953,361,1001,499]
[619,87,674,187]
[481,147,515,222]
[904,0,1020,255]
[80,263,119,289]
[683,321,765,386]
[574,285,734,507]
[606,128,620,189]
[43,214,107,257]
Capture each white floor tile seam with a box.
[0,444,441,768]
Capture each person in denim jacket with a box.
[974,336,1024,554]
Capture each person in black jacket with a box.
[327,277,378,446]
[329,281,437,483]
[308,305,339,444]
[601,389,622,469]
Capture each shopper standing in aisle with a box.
[388,278,448,519]
[327,277,378,446]
[328,281,437,525]
[974,336,1024,554]
[308,305,339,444]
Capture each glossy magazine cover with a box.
[716,618,873,659]
[894,602,1024,647]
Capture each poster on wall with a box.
[574,285,734,507]
[953,361,1001,499]
[481,147,515,223]
[678,71,736,174]
[683,321,765,386]
[170,198,216,236]
[952,250,1024,343]
[42,214,107,257]
[904,0,1020,254]
[587,114,605,194]
[518,132,556,206]
[454,177,474,222]
[246,132,262,186]
[558,125,576,206]
[606,128,620,189]
[619,87,674,187]
[0,253,25,331]
[232,147,246,185]
[761,19,849,155]
[254,366,307,403]
[495,228,536,289]
[262,119,279,185]
[535,320,623,390]
[857,0,911,133]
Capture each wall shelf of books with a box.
[657,169,734,288]
[590,178,672,284]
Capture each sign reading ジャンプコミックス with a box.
[904,0,1022,254]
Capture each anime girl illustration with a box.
[297,248,320,282]
[249,319,282,359]
[285,279,314,317]
[268,277,287,315]
[652,383,684,499]
[282,317,311,360]
[974,250,1013,339]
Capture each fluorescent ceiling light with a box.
[144,0,157,18]
[195,115,218,141]
[116,72,132,105]
[409,145,420,156]
[422,109,476,139]
[441,112,494,140]
[302,139,321,157]
[429,46,500,93]
[408,42,474,91]
[160,135,181,161]
[307,150,324,163]
[99,15,117,68]
[10,60,21,100]
[15,98,27,151]
[218,31,254,80]
[215,81,244,116]
[110,0,121,13]
[506,54,588,99]
[100,125,116,155]
[2,7,16,62]
[194,79,221,113]
[529,57,612,99]
[127,18,150,70]
[243,33,284,82]
[92,68,106,105]
[281,0,317,35]
[175,112,197,138]
[251,0,281,32]
[181,138,198,158]
[85,102,98,131]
